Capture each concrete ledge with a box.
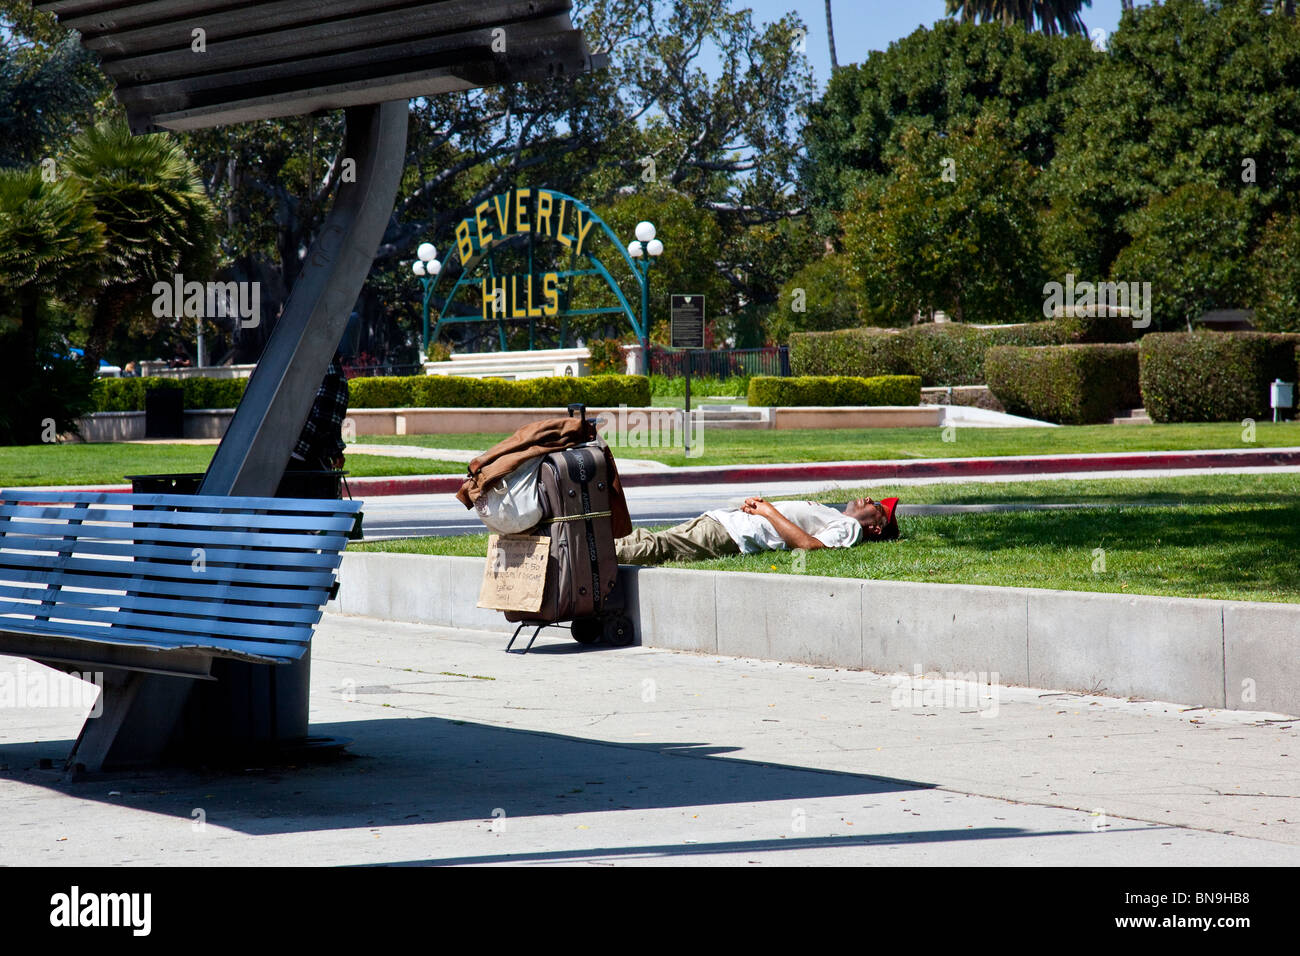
[862,579,1029,683]
[1026,591,1226,706]
[769,406,942,429]
[329,551,1300,716]
[74,409,234,442]
[347,406,662,436]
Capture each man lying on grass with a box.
[615,496,899,566]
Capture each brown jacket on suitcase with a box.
[455,416,633,537]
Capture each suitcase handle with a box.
[567,403,586,419]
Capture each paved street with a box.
[1,616,1294,866]
[357,465,1299,539]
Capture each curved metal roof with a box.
[37,0,604,131]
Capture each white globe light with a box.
[412,260,426,276]
[646,238,664,257]
[635,221,656,243]
[428,259,442,276]
[628,241,644,258]
[417,242,436,262]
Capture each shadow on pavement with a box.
[2,714,938,837]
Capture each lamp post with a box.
[411,242,442,363]
[627,220,663,375]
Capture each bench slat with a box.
[0,535,341,569]
[0,554,339,588]
[0,568,330,607]
[0,619,307,663]
[0,519,350,551]
[0,585,323,625]
[0,600,313,643]
[0,489,356,670]
[0,503,358,532]
[0,489,361,514]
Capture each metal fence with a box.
[650,346,790,378]
[342,363,423,378]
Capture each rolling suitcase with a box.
[504,405,634,652]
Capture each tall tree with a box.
[65,121,219,369]
[946,1,1093,36]
[0,169,105,443]
[841,115,1048,325]
[1045,0,1300,276]
[826,0,839,69]
[178,0,817,358]
[801,21,1096,235]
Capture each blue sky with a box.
[748,0,1129,87]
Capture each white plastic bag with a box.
[473,457,545,534]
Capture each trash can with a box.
[143,387,185,439]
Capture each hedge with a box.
[747,375,922,407]
[350,374,652,409]
[985,344,1140,425]
[1139,332,1300,423]
[790,322,1071,386]
[92,376,248,412]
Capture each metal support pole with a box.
[169,100,410,760]
[421,279,431,360]
[201,101,408,497]
[639,260,651,375]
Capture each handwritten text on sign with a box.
[477,534,550,613]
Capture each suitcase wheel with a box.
[602,614,635,647]
[570,617,603,645]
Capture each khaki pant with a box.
[616,514,740,565]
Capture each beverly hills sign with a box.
[454,188,601,321]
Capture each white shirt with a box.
[704,500,862,554]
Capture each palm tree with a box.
[0,168,105,442]
[63,119,218,369]
[0,168,104,343]
[945,1,1092,37]
[825,0,839,70]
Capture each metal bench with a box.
[0,489,359,771]
[26,0,601,767]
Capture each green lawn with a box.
[0,443,461,487]
[358,421,1300,466]
[354,473,1300,604]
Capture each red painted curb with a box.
[32,447,1300,498]
[617,448,1300,488]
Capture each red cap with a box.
[878,497,900,540]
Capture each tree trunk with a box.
[825,0,839,70]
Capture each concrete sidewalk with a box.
[0,614,1295,866]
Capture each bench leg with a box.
[66,671,193,773]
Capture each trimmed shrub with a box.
[747,375,922,407]
[789,328,909,378]
[1052,312,1144,344]
[91,376,248,412]
[985,344,1140,425]
[349,376,416,408]
[791,322,1070,385]
[355,374,651,409]
[1139,332,1300,423]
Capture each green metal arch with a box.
[420,189,647,351]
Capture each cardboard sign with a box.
[477,534,550,613]
[670,294,705,349]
